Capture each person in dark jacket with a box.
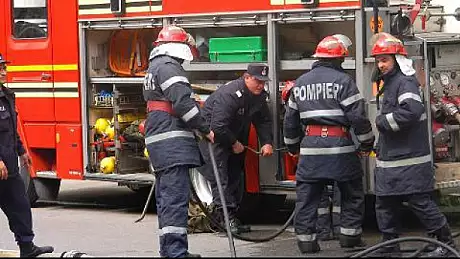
[284,35,375,254]
[314,34,352,242]
[371,32,456,257]
[0,54,54,257]
[143,26,214,258]
[198,64,273,234]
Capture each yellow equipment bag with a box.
[109,30,149,76]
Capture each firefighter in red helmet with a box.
[371,32,457,257]
[143,25,214,258]
[284,35,374,253]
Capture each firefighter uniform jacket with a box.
[200,77,273,147]
[374,68,432,196]
[283,61,374,182]
[0,85,26,176]
[143,54,210,171]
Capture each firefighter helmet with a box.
[151,26,197,61]
[105,125,115,140]
[332,34,352,49]
[100,156,116,174]
[370,32,408,57]
[154,25,189,45]
[94,118,110,135]
[312,36,349,58]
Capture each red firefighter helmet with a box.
[154,25,189,45]
[312,36,349,58]
[371,32,408,57]
[281,81,295,104]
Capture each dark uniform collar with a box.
[381,66,401,83]
[312,60,344,72]
[0,84,14,98]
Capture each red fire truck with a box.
[1,0,460,212]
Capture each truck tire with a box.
[189,168,213,205]
[189,168,261,219]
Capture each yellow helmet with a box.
[94,118,110,135]
[105,125,115,140]
[100,156,116,174]
[144,148,149,158]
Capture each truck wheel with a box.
[189,168,213,205]
[189,168,261,220]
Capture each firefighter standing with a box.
[371,32,456,257]
[143,26,214,258]
[0,54,54,257]
[282,83,341,242]
[283,36,375,254]
[314,34,352,241]
[198,64,273,235]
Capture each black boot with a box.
[185,252,201,257]
[298,240,320,254]
[423,233,437,253]
[425,224,458,257]
[229,218,251,234]
[378,233,401,256]
[339,234,367,248]
[19,242,54,257]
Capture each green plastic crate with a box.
[208,36,267,63]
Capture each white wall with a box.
[430,0,460,33]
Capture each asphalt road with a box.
[0,179,459,257]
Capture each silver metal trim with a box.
[79,23,89,176]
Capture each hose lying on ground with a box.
[348,236,460,258]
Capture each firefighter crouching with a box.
[0,54,54,257]
[283,35,375,254]
[371,32,457,257]
[197,64,273,235]
[143,25,214,258]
